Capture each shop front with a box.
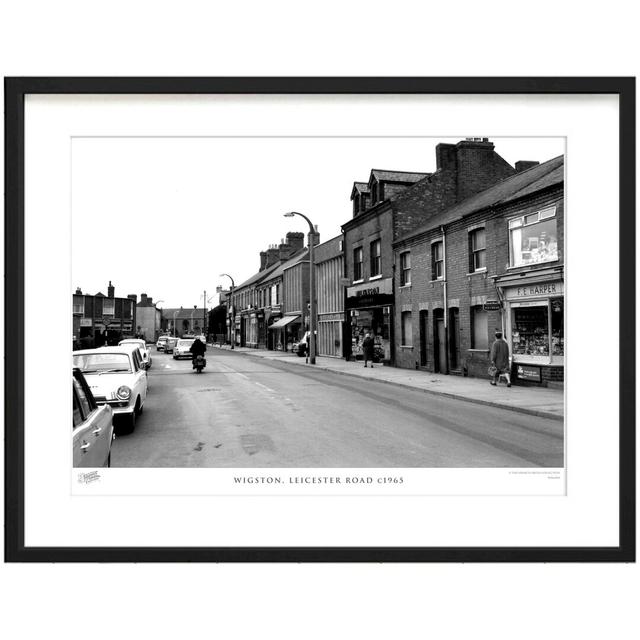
[495,267,564,387]
[345,278,394,364]
[268,314,300,352]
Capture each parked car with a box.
[119,338,152,369]
[173,338,196,360]
[197,334,207,343]
[292,331,310,357]
[156,335,170,351]
[73,367,114,467]
[73,344,148,434]
[163,336,178,354]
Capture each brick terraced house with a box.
[341,138,516,364]
[392,155,564,386]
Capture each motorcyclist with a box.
[189,337,207,368]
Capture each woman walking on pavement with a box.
[490,330,511,387]
[362,332,375,368]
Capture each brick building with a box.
[72,281,136,349]
[341,139,516,364]
[392,155,564,386]
[162,306,208,337]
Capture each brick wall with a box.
[344,207,394,284]
[393,185,564,376]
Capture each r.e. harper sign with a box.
[505,281,564,299]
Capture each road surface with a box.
[111,348,564,467]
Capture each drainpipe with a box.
[441,225,449,374]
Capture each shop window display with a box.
[350,308,390,362]
[509,207,558,267]
[511,306,549,356]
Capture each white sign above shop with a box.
[505,280,564,300]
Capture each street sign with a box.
[483,300,502,311]
[516,365,541,382]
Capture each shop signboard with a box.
[516,364,542,382]
[483,299,502,311]
[79,318,92,327]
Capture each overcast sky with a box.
[71,136,564,309]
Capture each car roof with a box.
[73,345,139,356]
[120,339,144,344]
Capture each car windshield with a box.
[120,340,144,347]
[178,340,194,347]
[73,353,132,374]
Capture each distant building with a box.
[72,280,136,349]
[162,307,208,337]
[135,293,162,342]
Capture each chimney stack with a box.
[265,245,280,268]
[285,231,304,252]
[127,294,137,304]
[435,143,456,171]
[107,281,115,298]
[75,287,82,295]
[515,160,540,173]
[259,251,268,271]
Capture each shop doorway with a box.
[434,309,447,373]
[449,307,460,371]
[419,310,428,367]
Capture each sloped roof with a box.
[397,155,564,244]
[371,169,429,184]
[314,234,343,263]
[351,181,370,199]
[261,248,309,282]
[235,260,282,290]
[235,248,308,291]
[162,308,208,319]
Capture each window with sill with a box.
[400,251,411,286]
[370,239,381,277]
[431,241,443,280]
[509,206,558,267]
[469,228,486,272]
[103,299,115,316]
[353,246,363,281]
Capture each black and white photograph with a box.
[6,79,632,562]
[71,134,566,474]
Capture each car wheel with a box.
[136,399,144,416]
[173,355,177,360]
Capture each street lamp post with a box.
[220,273,235,349]
[284,211,317,365]
[172,310,179,337]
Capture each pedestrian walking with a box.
[362,332,375,368]
[489,330,511,387]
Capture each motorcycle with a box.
[193,354,206,373]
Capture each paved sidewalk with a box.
[211,344,564,421]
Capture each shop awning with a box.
[269,315,300,329]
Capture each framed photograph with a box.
[4,77,635,562]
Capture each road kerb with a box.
[220,346,564,422]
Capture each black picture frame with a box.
[4,77,635,563]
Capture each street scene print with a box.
[72,136,565,469]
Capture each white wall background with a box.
[1,2,638,639]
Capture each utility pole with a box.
[203,290,207,337]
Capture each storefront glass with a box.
[511,305,549,356]
[350,307,390,362]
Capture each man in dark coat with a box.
[362,332,375,368]
[490,330,511,387]
[189,337,207,368]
